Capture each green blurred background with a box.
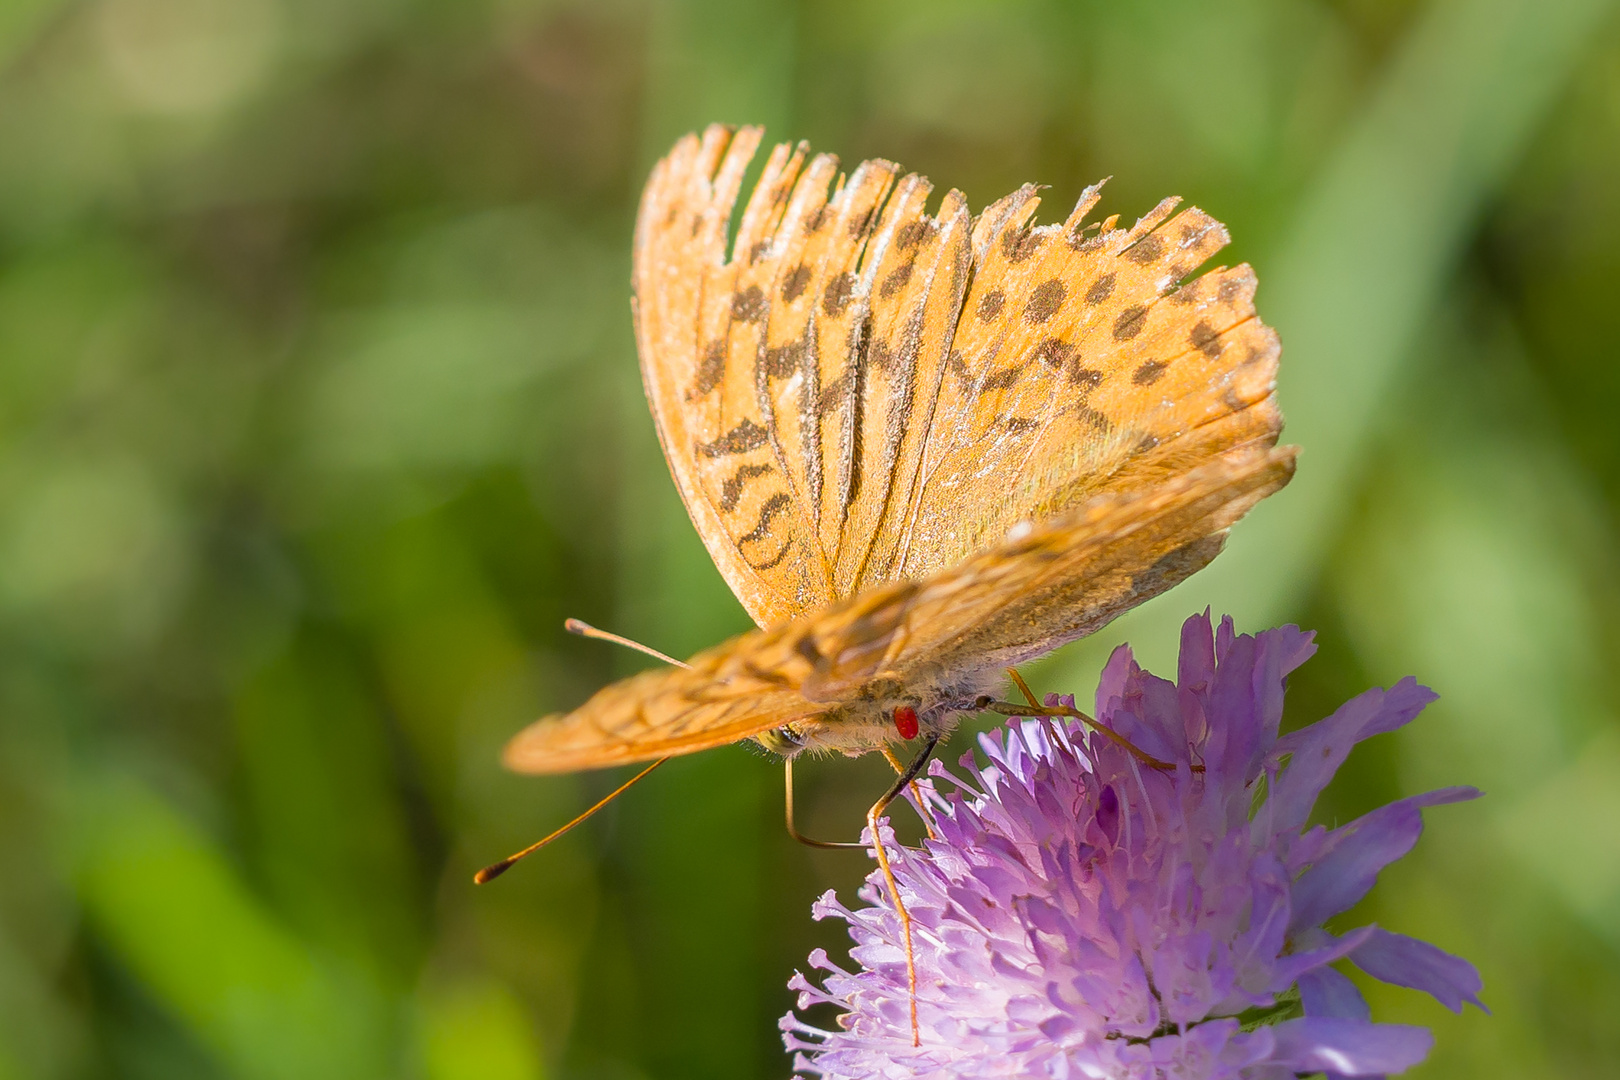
[1,0,1618,1076]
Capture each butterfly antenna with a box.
[880,745,939,841]
[474,756,669,884]
[566,618,690,669]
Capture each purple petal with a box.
[1270,680,1438,834]
[1290,789,1479,931]
[1094,642,1137,717]
[1113,672,1184,761]
[1230,856,1291,991]
[1177,610,1216,691]
[1216,614,1236,660]
[1268,1017,1433,1075]
[1205,631,1259,779]
[1298,966,1371,1021]
[1351,927,1487,1014]
[1270,925,1376,991]
[1252,624,1317,747]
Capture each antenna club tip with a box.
[473,862,511,885]
[564,618,590,635]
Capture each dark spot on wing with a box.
[698,418,770,457]
[1125,234,1165,265]
[1133,360,1167,386]
[868,337,894,372]
[781,263,811,303]
[749,241,770,266]
[743,660,794,687]
[879,259,915,299]
[693,341,725,396]
[1084,273,1116,305]
[849,207,875,238]
[1069,366,1104,391]
[823,272,855,317]
[947,349,970,385]
[1113,304,1148,341]
[751,538,795,572]
[1024,279,1066,324]
[976,289,1005,322]
[1075,405,1111,433]
[805,206,827,234]
[794,634,824,666]
[732,285,766,323]
[1171,278,1201,305]
[981,367,1020,391]
[897,220,929,250]
[818,369,853,412]
[1002,416,1040,434]
[1033,337,1074,369]
[1001,227,1044,263]
[763,339,804,379]
[741,493,793,544]
[1218,276,1244,303]
[1189,320,1221,358]
[720,463,773,512]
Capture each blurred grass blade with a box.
[70,774,391,1080]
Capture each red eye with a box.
[893,705,920,740]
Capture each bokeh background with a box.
[1,0,1618,1077]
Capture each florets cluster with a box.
[783,614,1484,1079]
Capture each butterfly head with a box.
[756,683,982,760]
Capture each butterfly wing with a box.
[501,655,816,775]
[802,443,1295,703]
[502,580,924,773]
[634,125,1284,624]
[890,187,1283,585]
[502,443,1291,773]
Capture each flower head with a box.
[783,613,1485,1079]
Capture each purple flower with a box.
[782,613,1485,1079]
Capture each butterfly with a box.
[498,124,1294,780]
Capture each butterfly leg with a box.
[879,745,939,841]
[783,743,938,849]
[865,734,939,1048]
[783,755,864,849]
[991,668,1200,774]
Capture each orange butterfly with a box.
[498,124,1292,780]
[483,124,1294,1036]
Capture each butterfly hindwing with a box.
[501,444,1293,772]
